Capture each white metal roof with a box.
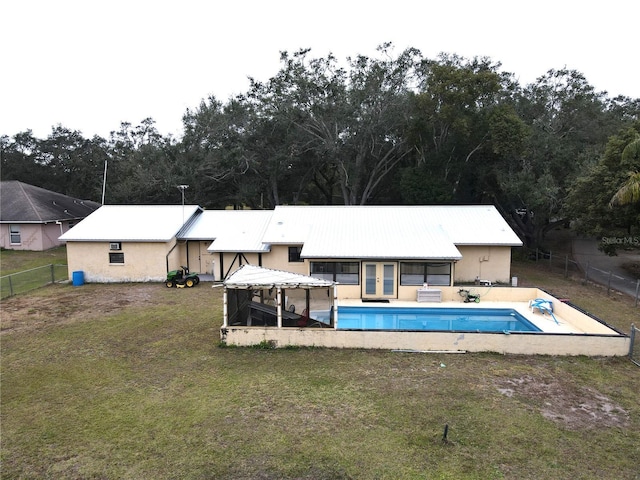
[261,205,520,259]
[181,210,273,252]
[58,205,201,242]
[223,264,335,288]
[300,207,462,259]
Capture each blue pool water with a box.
[337,307,541,333]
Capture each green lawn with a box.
[1,256,639,479]
[0,247,68,299]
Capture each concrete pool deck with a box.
[336,299,599,334]
[220,287,630,356]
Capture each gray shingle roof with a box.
[0,181,100,223]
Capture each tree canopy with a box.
[2,45,639,248]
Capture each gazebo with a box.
[221,265,338,328]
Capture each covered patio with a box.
[221,265,338,329]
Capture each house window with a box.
[109,252,125,264]
[288,246,303,262]
[110,242,122,251]
[9,225,21,244]
[310,262,359,284]
[400,262,451,286]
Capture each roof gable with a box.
[0,181,100,223]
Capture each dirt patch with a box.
[495,375,629,430]
[1,283,158,335]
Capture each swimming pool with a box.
[337,306,541,333]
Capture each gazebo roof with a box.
[223,265,335,289]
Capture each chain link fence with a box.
[0,264,69,299]
[514,247,640,306]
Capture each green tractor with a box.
[165,265,200,288]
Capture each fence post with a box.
[50,264,55,284]
[584,262,589,284]
[607,271,612,296]
[631,324,636,359]
[564,255,569,278]
[635,279,639,308]
[8,275,13,297]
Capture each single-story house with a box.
[59,205,203,282]
[0,180,100,251]
[60,204,522,299]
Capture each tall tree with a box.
[567,124,640,253]
[610,137,640,206]
[498,69,620,247]
[404,54,524,204]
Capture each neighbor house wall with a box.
[1,221,77,251]
[454,246,513,284]
[66,241,173,282]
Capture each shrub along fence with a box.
[0,264,68,299]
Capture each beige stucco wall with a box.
[220,327,629,356]
[262,245,309,275]
[66,241,174,282]
[186,241,217,276]
[454,246,514,284]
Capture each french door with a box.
[363,262,397,299]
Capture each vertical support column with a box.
[276,287,282,328]
[332,284,338,329]
[222,288,228,328]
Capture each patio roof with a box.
[223,265,335,289]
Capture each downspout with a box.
[166,240,181,272]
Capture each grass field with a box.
[1,254,639,479]
[0,247,68,299]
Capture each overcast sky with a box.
[2,0,638,140]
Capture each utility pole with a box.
[177,185,189,224]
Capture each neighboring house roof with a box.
[181,210,273,252]
[59,205,202,242]
[224,264,335,289]
[0,180,100,223]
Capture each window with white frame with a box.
[9,225,21,244]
